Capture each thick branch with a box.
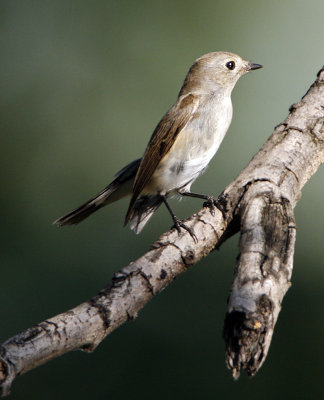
[222,66,324,376]
[0,67,323,396]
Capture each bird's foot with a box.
[203,195,227,220]
[172,217,197,243]
[203,196,218,216]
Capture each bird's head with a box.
[180,51,262,95]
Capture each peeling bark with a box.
[0,66,323,396]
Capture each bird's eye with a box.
[226,61,235,70]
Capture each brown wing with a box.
[124,93,199,225]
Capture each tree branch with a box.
[0,66,323,397]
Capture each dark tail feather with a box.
[53,184,118,226]
[53,202,103,226]
[53,158,141,227]
[128,195,162,234]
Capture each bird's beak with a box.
[246,62,263,71]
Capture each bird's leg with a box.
[179,191,217,214]
[179,191,227,219]
[161,195,197,242]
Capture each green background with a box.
[1,1,323,399]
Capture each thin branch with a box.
[0,66,323,397]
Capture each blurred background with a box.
[1,1,323,399]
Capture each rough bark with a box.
[0,67,323,396]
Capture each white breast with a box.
[145,94,233,195]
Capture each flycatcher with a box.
[54,51,262,236]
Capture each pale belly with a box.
[144,99,232,195]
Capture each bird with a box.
[53,51,262,238]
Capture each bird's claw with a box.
[203,195,227,220]
[203,196,218,216]
[173,218,197,243]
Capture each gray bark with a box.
[0,66,323,397]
